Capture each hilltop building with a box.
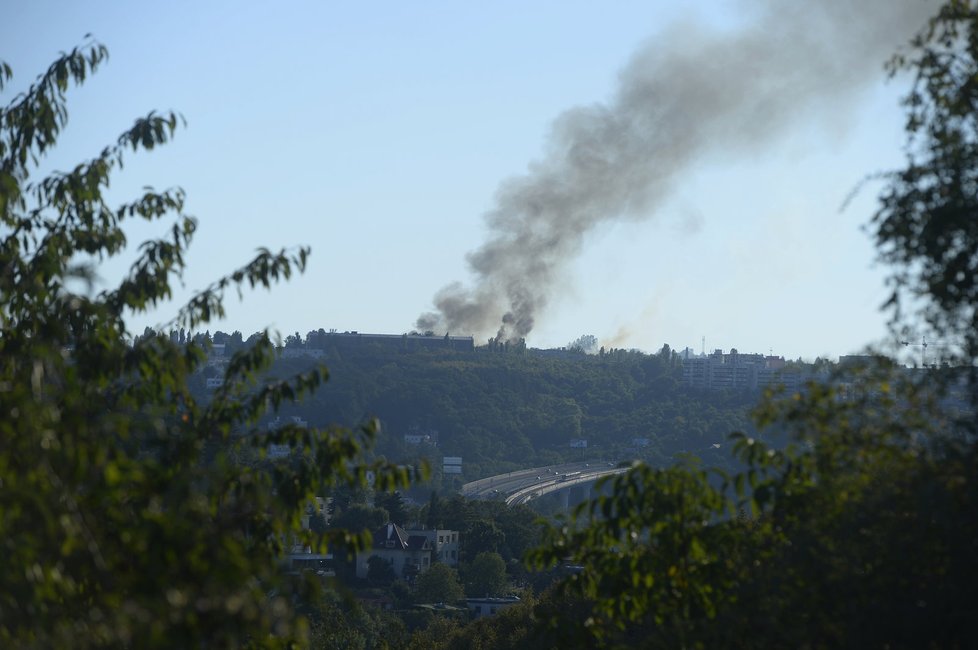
[465,596,521,618]
[404,426,439,446]
[682,349,803,392]
[280,347,325,360]
[316,331,474,353]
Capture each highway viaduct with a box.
[461,461,630,508]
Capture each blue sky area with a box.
[2,1,938,360]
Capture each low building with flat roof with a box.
[465,596,521,618]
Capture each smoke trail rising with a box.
[416,0,935,341]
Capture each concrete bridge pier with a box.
[570,484,592,507]
[559,487,570,511]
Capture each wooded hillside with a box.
[189,338,764,481]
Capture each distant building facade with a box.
[280,347,326,360]
[465,596,521,618]
[404,426,439,446]
[411,528,459,567]
[286,497,333,575]
[320,331,474,353]
[266,415,308,459]
[206,343,226,367]
[682,349,803,392]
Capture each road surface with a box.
[461,461,630,506]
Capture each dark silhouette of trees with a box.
[413,563,464,604]
[0,41,411,647]
[874,1,978,382]
[524,4,978,647]
[464,552,509,597]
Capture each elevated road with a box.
[461,461,630,506]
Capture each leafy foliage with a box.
[422,494,542,564]
[366,556,397,586]
[528,367,977,648]
[566,334,598,354]
[463,552,509,598]
[525,4,978,646]
[404,587,589,650]
[305,591,409,650]
[236,341,758,480]
[0,41,411,647]
[875,1,978,373]
[413,563,464,605]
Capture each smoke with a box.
[416,0,935,341]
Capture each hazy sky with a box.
[2,1,937,360]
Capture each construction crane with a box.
[900,336,946,367]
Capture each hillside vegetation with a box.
[189,337,763,480]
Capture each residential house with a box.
[410,528,459,567]
[356,523,432,581]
